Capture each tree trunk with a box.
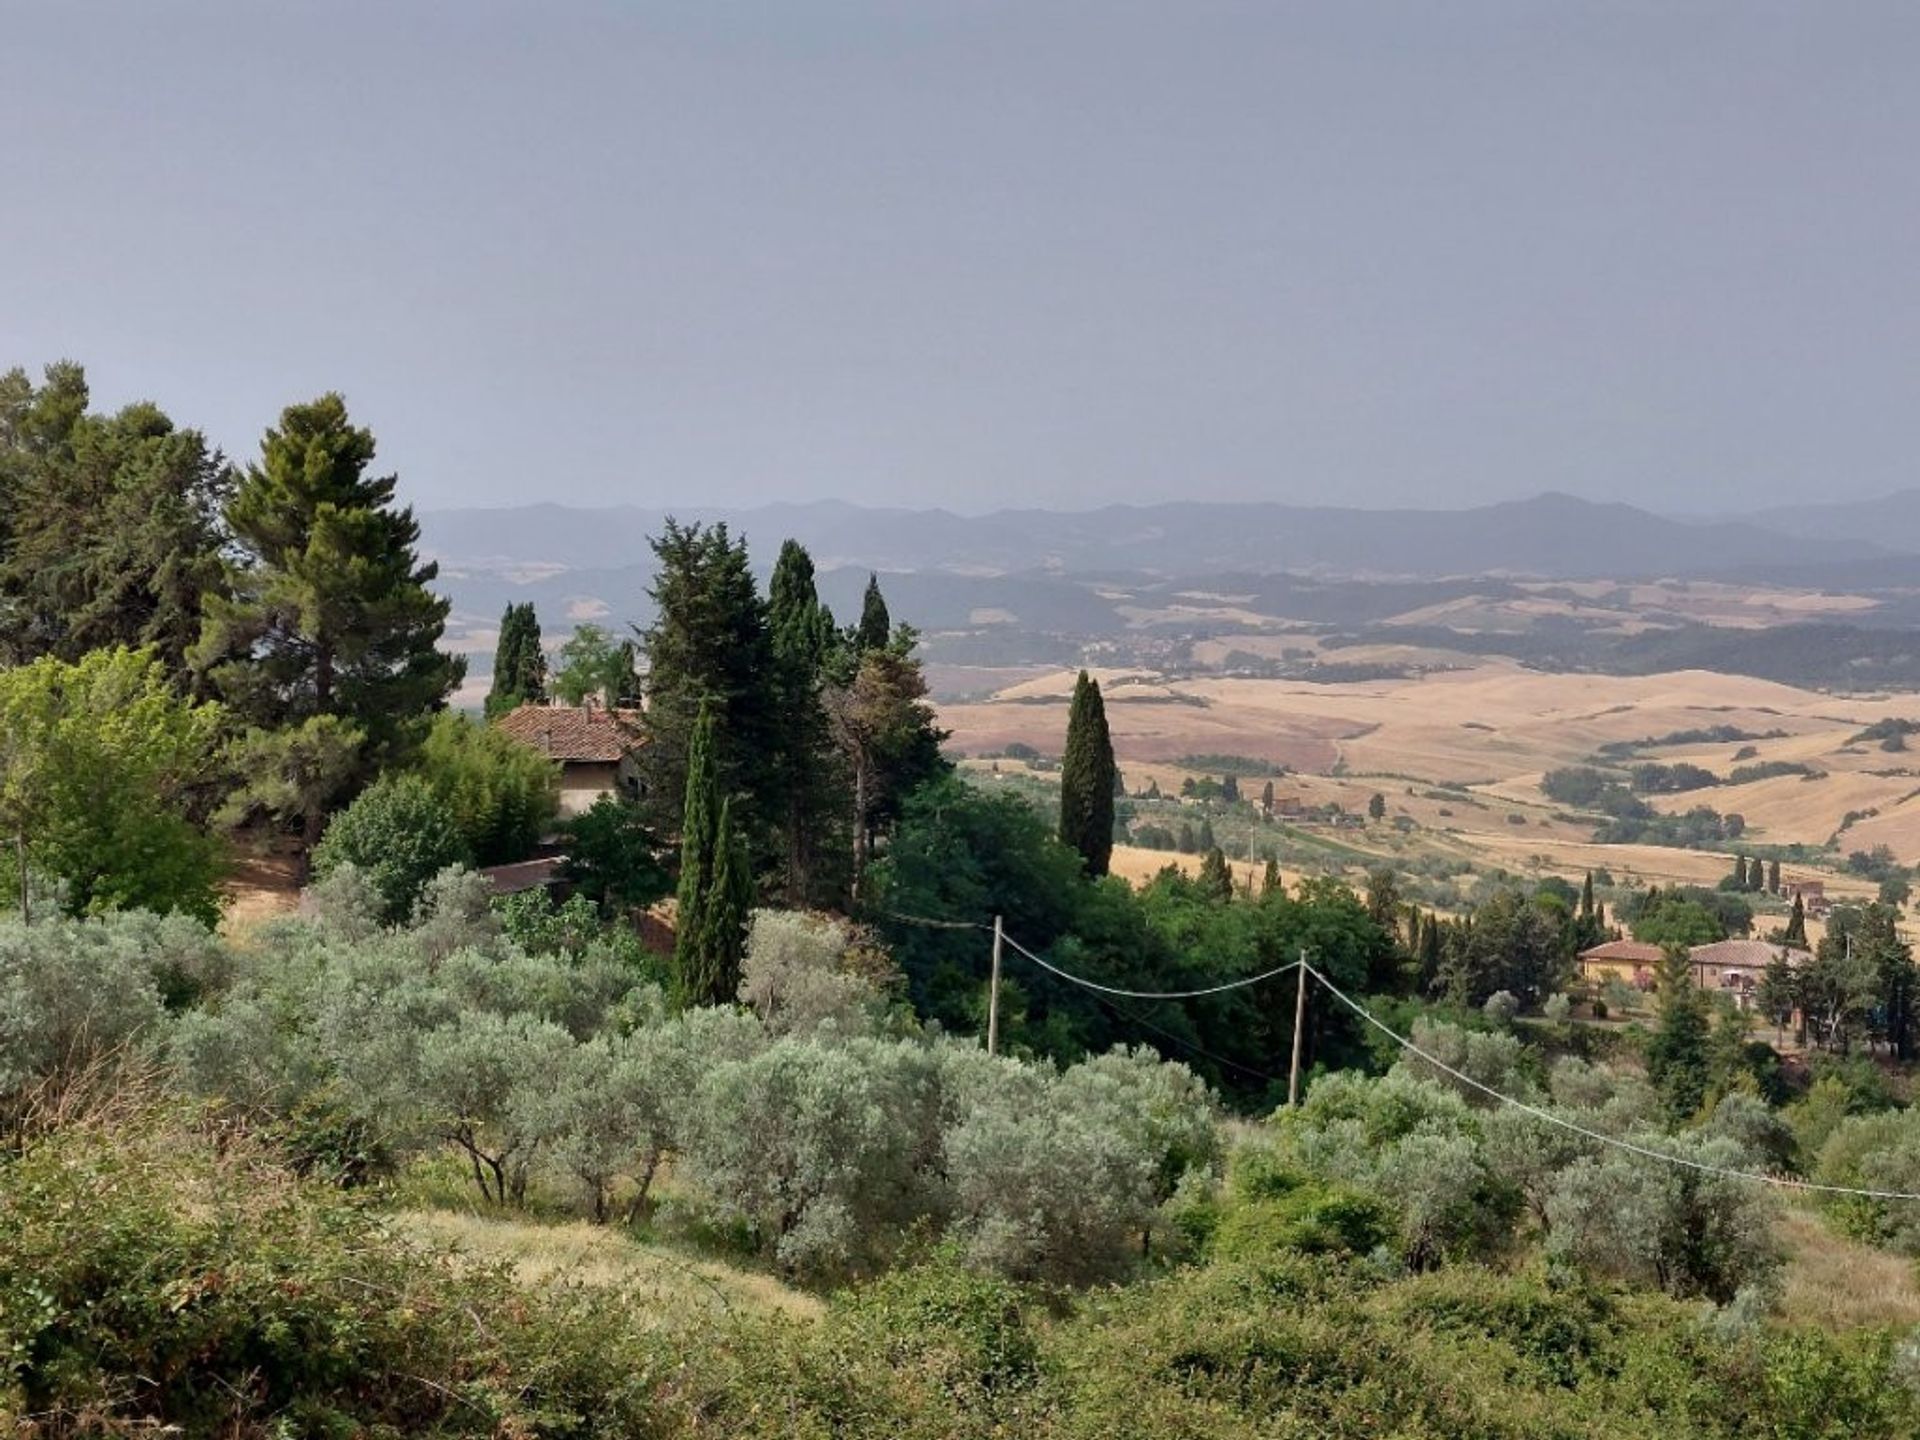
[849,755,871,900]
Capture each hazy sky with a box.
[4,2,1917,514]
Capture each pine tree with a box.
[0,363,231,685]
[1767,857,1781,894]
[1197,846,1233,900]
[486,602,547,718]
[1784,893,1807,946]
[194,394,460,842]
[854,573,891,654]
[1646,948,1711,1122]
[1058,670,1117,877]
[766,540,840,902]
[637,520,774,842]
[823,636,947,897]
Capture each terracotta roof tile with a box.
[494,704,643,763]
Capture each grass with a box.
[1776,1205,1920,1329]
[396,1209,824,1321]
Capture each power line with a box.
[880,909,986,932]
[998,929,1304,1001]
[1301,961,1920,1204]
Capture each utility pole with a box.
[987,914,1004,1057]
[1288,947,1308,1106]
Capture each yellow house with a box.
[1576,940,1664,990]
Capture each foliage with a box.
[635,519,773,837]
[485,599,547,716]
[310,775,470,923]
[0,362,231,684]
[0,647,226,922]
[766,538,844,904]
[673,705,751,1007]
[558,793,673,916]
[549,621,639,707]
[1058,670,1117,878]
[739,909,897,1036]
[417,709,559,865]
[193,392,460,812]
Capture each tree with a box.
[0,363,231,685]
[0,648,226,923]
[1261,780,1275,816]
[1645,950,1711,1122]
[1262,858,1282,895]
[1767,858,1782,895]
[1221,773,1240,805]
[854,572,891,654]
[766,540,841,903]
[1058,671,1117,878]
[1368,792,1387,821]
[310,775,469,924]
[635,520,774,841]
[1756,952,1797,1040]
[1196,847,1233,901]
[825,638,947,897]
[215,716,365,880]
[1784,893,1807,946]
[417,712,559,866]
[671,704,749,1006]
[193,394,460,840]
[485,603,546,717]
[549,623,638,707]
[558,795,671,918]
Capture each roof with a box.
[1688,939,1810,969]
[1578,941,1665,965]
[494,703,643,763]
[478,856,566,895]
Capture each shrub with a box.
[312,775,470,923]
[418,711,560,864]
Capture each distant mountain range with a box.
[419,492,1893,586]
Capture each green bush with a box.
[1210,1184,1394,1261]
[419,710,560,865]
[311,774,470,922]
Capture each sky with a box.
[3,1,1917,515]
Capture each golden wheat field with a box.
[939,658,1920,899]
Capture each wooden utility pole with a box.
[1288,948,1308,1106]
[987,914,1004,1056]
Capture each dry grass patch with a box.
[1777,1207,1920,1330]
[397,1210,823,1321]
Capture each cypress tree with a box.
[1580,871,1595,920]
[1198,817,1216,852]
[486,602,547,718]
[1261,779,1275,816]
[1221,773,1240,804]
[1728,852,1747,890]
[637,519,773,841]
[672,703,719,1007]
[692,797,753,1007]
[766,539,839,902]
[1262,858,1281,895]
[1767,857,1781,894]
[1784,893,1807,945]
[1197,846,1233,900]
[1058,670,1116,877]
[854,573,891,654]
